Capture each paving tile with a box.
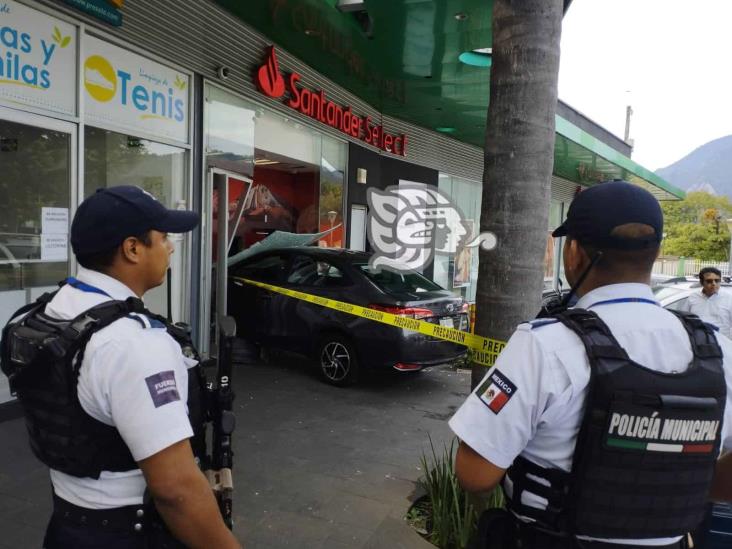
[362,516,436,549]
[312,493,392,530]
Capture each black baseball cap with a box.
[71,185,200,256]
[552,181,663,250]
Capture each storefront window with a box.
[435,174,482,302]
[205,86,256,178]
[545,201,564,290]
[0,117,72,402]
[548,201,569,292]
[84,126,189,317]
[318,136,346,248]
[204,84,347,256]
[0,119,71,302]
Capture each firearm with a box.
[204,315,237,529]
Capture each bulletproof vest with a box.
[505,307,725,540]
[0,291,207,480]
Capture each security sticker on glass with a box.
[145,370,180,408]
[477,369,517,414]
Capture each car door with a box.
[281,254,352,352]
[228,252,289,345]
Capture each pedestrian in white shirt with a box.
[682,267,732,338]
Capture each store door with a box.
[201,168,252,354]
[0,106,77,403]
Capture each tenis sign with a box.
[255,46,407,157]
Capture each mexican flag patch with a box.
[477,369,517,414]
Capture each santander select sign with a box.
[255,46,407,157]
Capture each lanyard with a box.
[587,297,659,309]
[65,277,113,299]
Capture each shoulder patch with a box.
[145,370,180,408]
[476,369,517,414]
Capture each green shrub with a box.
[419,437,477,549]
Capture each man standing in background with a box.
[683,267,732,338]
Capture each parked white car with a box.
[653,283,732,312]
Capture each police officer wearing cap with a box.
[450,181,732,548]
[1,186,241,548]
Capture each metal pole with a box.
[624,105,633,143]
[727,219,732,278]
[215,174,229,347]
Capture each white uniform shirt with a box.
[450,283,732,546]
[44,267,194,509]
[683,289,732,339]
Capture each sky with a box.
[558,0,732,172]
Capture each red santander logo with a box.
[256,46,285,98]
[254,45,407,157]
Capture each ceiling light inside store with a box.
[459,48,492,68]
[304,29,319,36]
[254,158,280,166]
[435,127,457,133]
[454,12,468,21]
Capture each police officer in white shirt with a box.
[450,181,732,549]
[682,267,732,338]
[2,186,241,549]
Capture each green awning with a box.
[553,115,684,201]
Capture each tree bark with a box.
[472,0,564,388]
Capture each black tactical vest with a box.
[505,307,725,540]
[0,291,207,480]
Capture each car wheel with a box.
[318,335,359,386]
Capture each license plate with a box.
[439,317,454,329]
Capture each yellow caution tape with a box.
[231,277,507,367]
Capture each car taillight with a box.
[394,362,422,371]
[369,304,434,320]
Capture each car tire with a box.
[317,335,359,387]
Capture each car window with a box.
[287,256,347,287]
[233,254,288,282]
[666,296,689,312]
[355,263,442,293]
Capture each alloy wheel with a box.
[320,341,351,382]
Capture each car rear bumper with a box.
[354,322,468,371]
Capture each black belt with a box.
[52,493,150,534]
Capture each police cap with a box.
[552,181,663,250]
[71,185,199,256]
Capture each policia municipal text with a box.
[450,182,732,548]
[0,186,241,548]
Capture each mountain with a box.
[656,135,732,197]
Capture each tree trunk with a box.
[472,0,564,388]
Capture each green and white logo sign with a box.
[0,0,77,115]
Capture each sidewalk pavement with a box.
[0,345,471,548]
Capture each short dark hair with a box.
[76,231,153,272]
[699,267,722,283]
[577,223,659,276]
